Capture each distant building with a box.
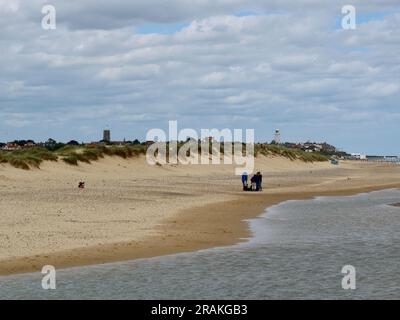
[23,141,36,148]
[283,141,338,154]
[366,155,385,161]
[2,142,21,151]
[103,129,111,143]
[384,156,399,162]
[351,153,367,160]
[87,142,102,147]
[302,142,322,153]
[36,138,56,149]
[320,142,336,153]
[111,141,127,146]
[283,142,301,149]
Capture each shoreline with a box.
[1,182,399,277]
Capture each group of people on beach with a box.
[241,172,263,191]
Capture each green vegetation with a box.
[0,145,147,169]
[0,148,57,170]
[0,142,327,170]
[255,144,329,162]
[60,145,146,166]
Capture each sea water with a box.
[1,189,400,299]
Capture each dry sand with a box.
[1,156,400,275]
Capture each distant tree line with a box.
[0,138,145,151]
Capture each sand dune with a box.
[1,156,400,275]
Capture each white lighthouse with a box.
[273,129,281,144]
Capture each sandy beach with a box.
[1,156,400,276]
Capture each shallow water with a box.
[1,189,400,299]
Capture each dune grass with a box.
[0,148,58,170]
[0,142,327,170]
[60,145,147,166]
[0,145,147,169]
[255,144,329,162]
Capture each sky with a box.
[0,0,399,155]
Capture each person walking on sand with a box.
[241,172,248,190]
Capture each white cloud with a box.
[98,64,161,80]
[365,82,399,97]
[0,0,20,13]
[0,1,399,153]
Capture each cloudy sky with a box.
[1,0,399,154]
